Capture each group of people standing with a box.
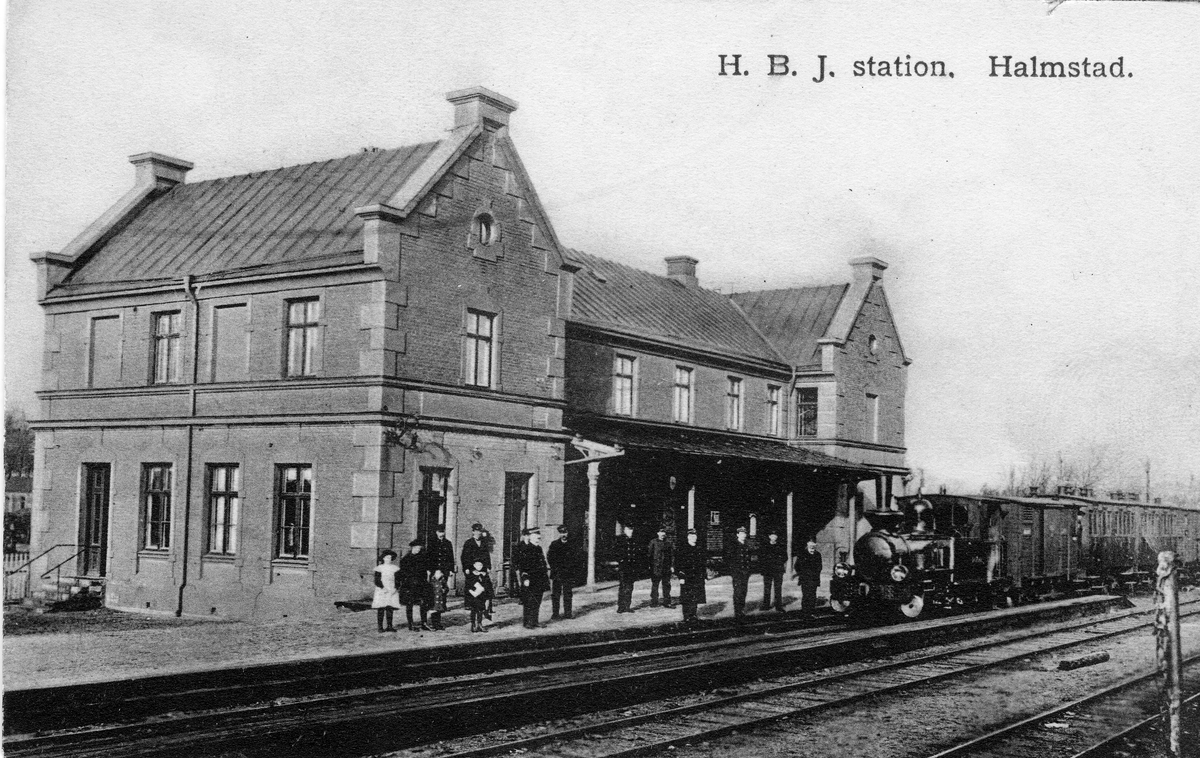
[372,520,825,633]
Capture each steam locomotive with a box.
[829,490,1200,620]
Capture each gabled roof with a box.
[566,249,786,366]
[729,285,848,368]
[59,142,445,289]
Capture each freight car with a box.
[829,490,1200,620]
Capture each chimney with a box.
[665,256,699,288]
[446,86,518,132]
[849,256,888,284]
[129,152,194,191]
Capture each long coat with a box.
[759,540,787,576]
[463,570,494,611]
[675,543,707,604]
[461,537,491,573]
[397,551,433,606]
[729,540,754,579]
[547,538,584,586]
[428,536,456,575]
[647,537,674,577]
[795,549,823,583]
[514,541,550,595]
[615,534,643,575]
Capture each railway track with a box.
[926,655,1200,758]
[2,597,1132,758]
[382,602,1200,758]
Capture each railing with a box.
[41,547,87,602]
[4,551,31,602]
[3,543,81,603]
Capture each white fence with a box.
[4,551,31,602]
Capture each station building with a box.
[28,88,909,618]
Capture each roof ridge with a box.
[180,140,444,189]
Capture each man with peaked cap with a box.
[729,525,754,621]
[615,521,641,613]
[759,529,787,613]
[461,522,493,618]
[675,529,706,625]
[647,525,675,608]
[513,527,550,629]
[794,538,823,615]
[398,538,434,631]
[427,524,456,630]
[547,525,582,619]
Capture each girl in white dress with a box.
[372,550,401,632]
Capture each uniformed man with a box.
[427,524,456,630]
[461,522,493,619]
[795,538,823,614]
[676,529,706,625]
[514,527,549,629]
[398,539,433,631]
[759,529,786,613]
[547,525,582,619]
[647,526,675,608]
[729,525,754,621]
[615,522,642,613]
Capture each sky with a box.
[5,1,1199,495]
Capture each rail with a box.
[3,544,81,603]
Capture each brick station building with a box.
[29,88,909,619]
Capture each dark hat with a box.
[435,523,446,532]
[736,526,748,534]
[522,527,540,535]
[409,538,424,547]
[556,525,568,534]
[657,525,668,532]
[379,549,398,561]
[471,523,484,531]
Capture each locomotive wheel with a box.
[830,599,851,613]
[898,594,925,619]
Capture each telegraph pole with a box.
[1155,550,1182,757]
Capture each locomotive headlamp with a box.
[834,563,851,579]
[890,564,909,583]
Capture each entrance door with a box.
[417,468,450,546]
[79,464,111,577]
[503,473,532,589]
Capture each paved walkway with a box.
[2,575,812,690]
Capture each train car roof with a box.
[924,492,1200,513]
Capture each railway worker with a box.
[729,526,754,621]
[398,539,434,631]
[794,538,823,615]
[461,523,493,620]
[371,549,401,633]
[427,524,456,631]
[676,529,707,625]
[647,525,675,608]
[514,527,550,629]
[759,529,787,613]
[463,558,494,632]
[547,525,583,619]
[615,522,642,613]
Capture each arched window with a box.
[474,213,498,246]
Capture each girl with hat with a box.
[372,550,401,633]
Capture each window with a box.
[151,312,182,384]
[474,213,498,246]
[866,393,880,443]
[285,299,320,377]
[613,355,636,416]
[141,464,173,551]
[725,377,743,431]
[465,310,495,387]
[276,465,313,560]
[206,464,240,555]
[797,388,818,437]
[673,366,694,424]
[767,385,782,436]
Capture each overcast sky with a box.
[5,1,1198,494]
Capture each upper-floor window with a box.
[797,387,818,438]
[613,355,637,416]
[866,393,880,443]
[673,366,694,424]
[151,312,182,384]
[767,385,781,436]
[276,465,313,561]
[725,377,743,431]
[465,310,495,388]
[285,299,320,377]
[206,464,240,556]
[141,463,173,551]
[474,213,498,246]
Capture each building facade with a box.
[29,88,909,618]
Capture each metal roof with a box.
[59,142,441,287]
[729,285,848,368]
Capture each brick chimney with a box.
[446,87,518,132]
[129,152,193,191]
[849,256,888,284]
[665,256,699,288]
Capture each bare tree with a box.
[5,408,35,479]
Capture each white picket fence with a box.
[4,551,31,602]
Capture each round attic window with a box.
[474,213,498,246]
[868,335,880,355]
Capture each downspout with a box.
[177,275,200,616]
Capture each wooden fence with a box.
[4,551,31,602]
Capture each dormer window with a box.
[474,213,498,246]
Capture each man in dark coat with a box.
[398,539,433,631]
[729,526,754,621]
[615,522,641,613]
[795,538,823,614]
[427,524,456,630]
[547,525,582,619]
[461,522,493,619]
[675,529,706,624]
[759,529,787,613]
[514,527,550,629]
[647,526,675,608]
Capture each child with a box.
[463,559,494,632]
[398,539,433,631]
[372,550,400,633]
